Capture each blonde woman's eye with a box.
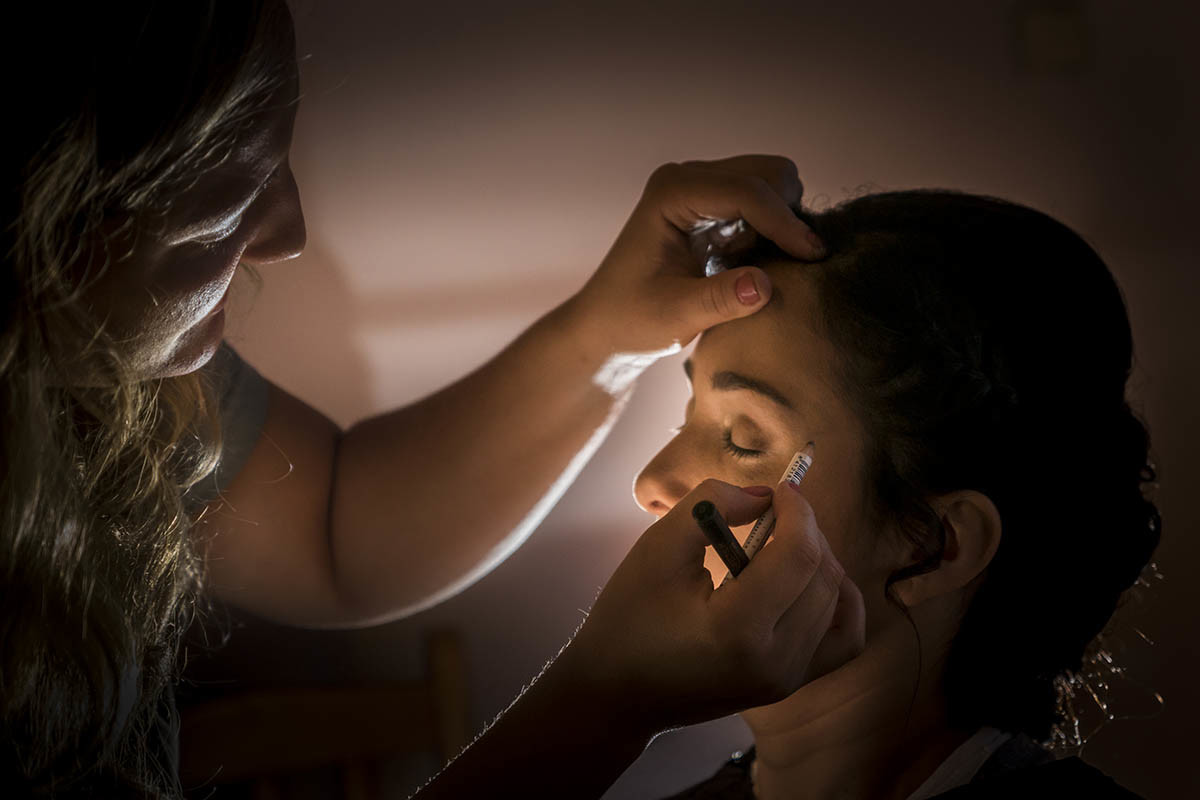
[193,218,242,247]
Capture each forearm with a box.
[412,645,655,800]
[328,296,632,621]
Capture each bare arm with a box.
[412,480,866,799]
[330,298,626,622]
[195,156,824,627]
[195,298,623,627]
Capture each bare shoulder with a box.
[193,378,347,626]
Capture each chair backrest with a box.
[179,629,468,798]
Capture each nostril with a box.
[649,499,670,514]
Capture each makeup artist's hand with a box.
[566,156,825,361]
[557,478,865,734]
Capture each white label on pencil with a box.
[717,447,814,587]
[739,449,812,561]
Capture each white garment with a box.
[904,727,1013,800]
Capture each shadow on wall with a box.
[226,230,578,429]
[225,235,373,429]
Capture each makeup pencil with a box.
[718,442,815,587]
[692,500,750,578]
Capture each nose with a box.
[241,161,306,265]
[633,445,693,517]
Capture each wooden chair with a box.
[179,629,469,800]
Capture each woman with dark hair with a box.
[631,190,1159,798]
[2,1,844,797]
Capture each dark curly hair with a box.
[762,190,1161,741]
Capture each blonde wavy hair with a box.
[1,2,293,795]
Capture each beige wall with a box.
[205,1,1198,796]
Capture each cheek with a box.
[794,463,898,627]
[827,512,913,640]
[152,241,241,304]
[793,467,858,562]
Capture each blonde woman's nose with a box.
[241,163,306,265]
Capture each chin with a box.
[157,309,226,377]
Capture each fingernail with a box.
[735,273,760,305]
[806,230,826,257]
[741,485,773,496]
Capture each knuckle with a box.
[761,155,800,191]
[768,160,796,187]
[647,162,682,189]
[791,173,805,201]
[822,559,844,595]
[790,528,823,575]
[702,281,732,319]
[742,174,774,203]
[829,556,846,585]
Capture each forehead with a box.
[692,262,844,423]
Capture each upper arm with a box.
[192,378,350,628]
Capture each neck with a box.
[743,623,972,800]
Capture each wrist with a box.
[547,292,649,398]
[553,288,613,362]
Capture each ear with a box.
[892,490,1002,609]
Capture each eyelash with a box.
[669,419,765,460]
[722,429,764,460]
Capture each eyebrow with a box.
[683,358,796,411]
[169,162,282,243]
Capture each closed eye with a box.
[193,217,243,248]
[722,429,763,459]
[185,163,280,248]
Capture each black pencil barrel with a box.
[691,500,750,578]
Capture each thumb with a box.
[680,267,773,333]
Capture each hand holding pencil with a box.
[559,476,865,733]
[694,444,815,584]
